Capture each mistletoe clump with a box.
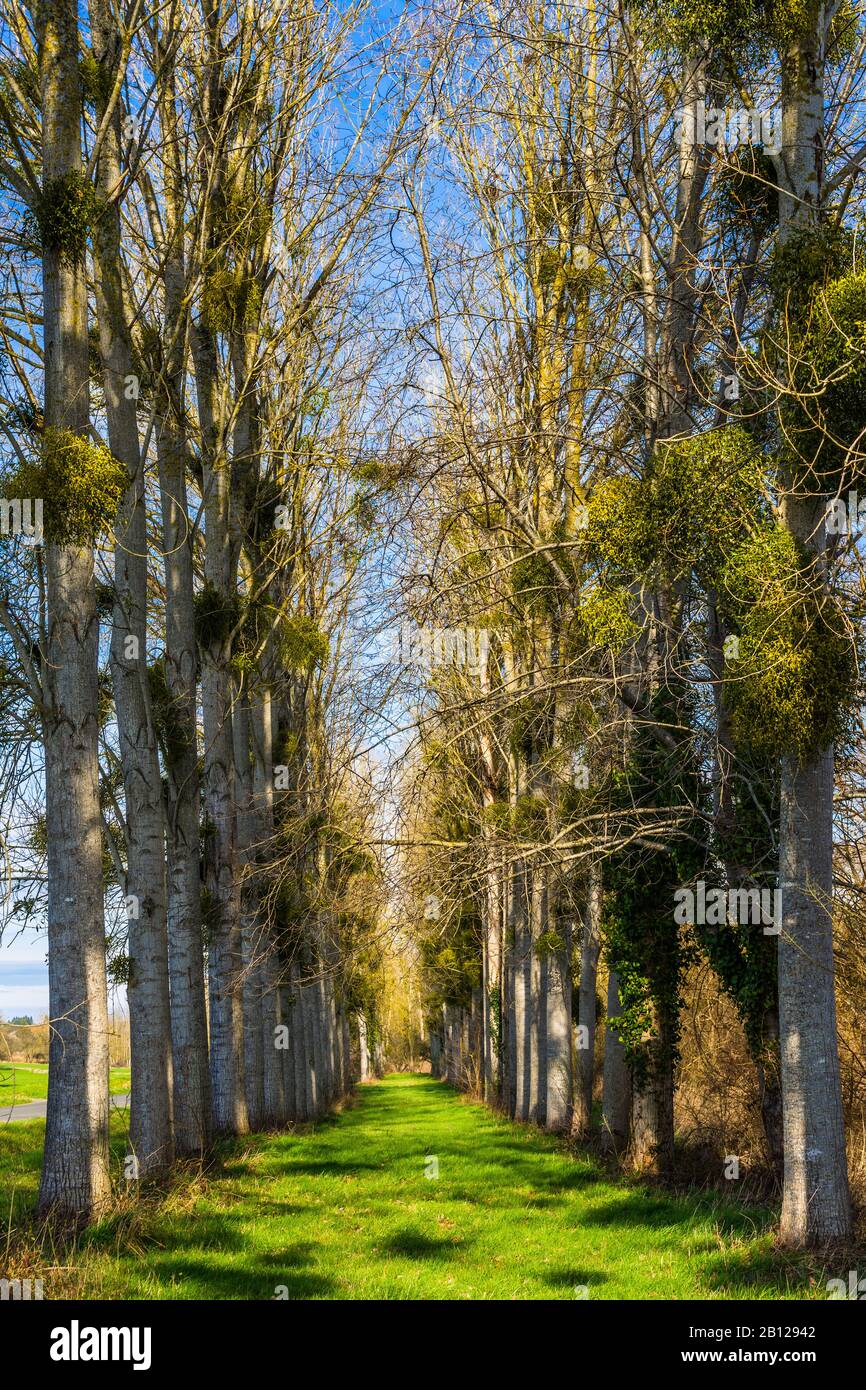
[147,657,194,768]
[630,0,763,55]
[716,147,779,237]
[789,269,866,488]
[278,613,329,672]
[583,473,654,576]
[766,223,866,489]
[509,547,560,618]
[578,585,637,650]
[200,266,262,333]
[78,52,112,107]
[721,527,857,760]
[2,428,127,546]
[648,427,768,585]
[585,427,766,588]
[26,172,101,263]
[632,0,855,58]
[193,580,242,652]
[217,181,271,255]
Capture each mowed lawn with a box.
[0,1064,130,1107]
[0,1075,828,1300]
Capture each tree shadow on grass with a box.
[571,1194,693,1231]
[279,1159,384,1177]
[541,1266,609,1292]
[145,1253,335,1300]
[378,1226,473,1261]
[694,1246,823,1300]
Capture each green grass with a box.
[0,1064,130,1106]
[0,1075,830,1299]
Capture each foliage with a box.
[721,527,857,760]
[772,243,866,490]
[603,684,706,1083]
[631,0,847,57]
[78,53,112,107]
[147,658,194,768]
[578,585,638,650]
[193,581,242,652]
[25,172,101,263]
[200,266,262,333]
[584,474,654,578]
[716,147,779,237]
[585,427,767,589]
[509,548,559,618]
[278,613,329,672]
[1,428,127,546]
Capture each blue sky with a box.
[0,927,129,1020]
[0,930,48,1019]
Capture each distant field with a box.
[0,1064,130,1106]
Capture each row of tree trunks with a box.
[437,894,631,1154]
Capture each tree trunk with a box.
[573,871,602,1138]
[429,1027,442,1078]
[358,1011,371,1082]
[90,0,173,1182]
[260,951,286,1127]
[342,1011,352,1089]
[503,887,517,1117]
[234,692,264,1130]
[629,1006,674,1176]
[528,867,546,1125]
[252,690,285,1127]
[280,979,298,1121]
[544,915,573,1133]
[193,324,247,1137]
[774,17,851,1247]
[302,975,319,1117]
[291,969,309,1119]
[601,970,631,1154]
[36,0,112,1223]
[482,853,502,1104]
[512,864,531,1121]
[157,413,211,1156]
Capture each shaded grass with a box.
[0,1075,836,1300]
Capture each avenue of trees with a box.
[0,0,865,1256]
[394,0,866,1252]
[0,0,416,1219]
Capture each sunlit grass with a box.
[0,1064,130,1107]
[0,1075,831,1300]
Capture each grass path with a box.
[2,1075,826,1299]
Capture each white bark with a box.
[37,0,111,1222]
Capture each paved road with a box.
[0,1093,130,1124]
